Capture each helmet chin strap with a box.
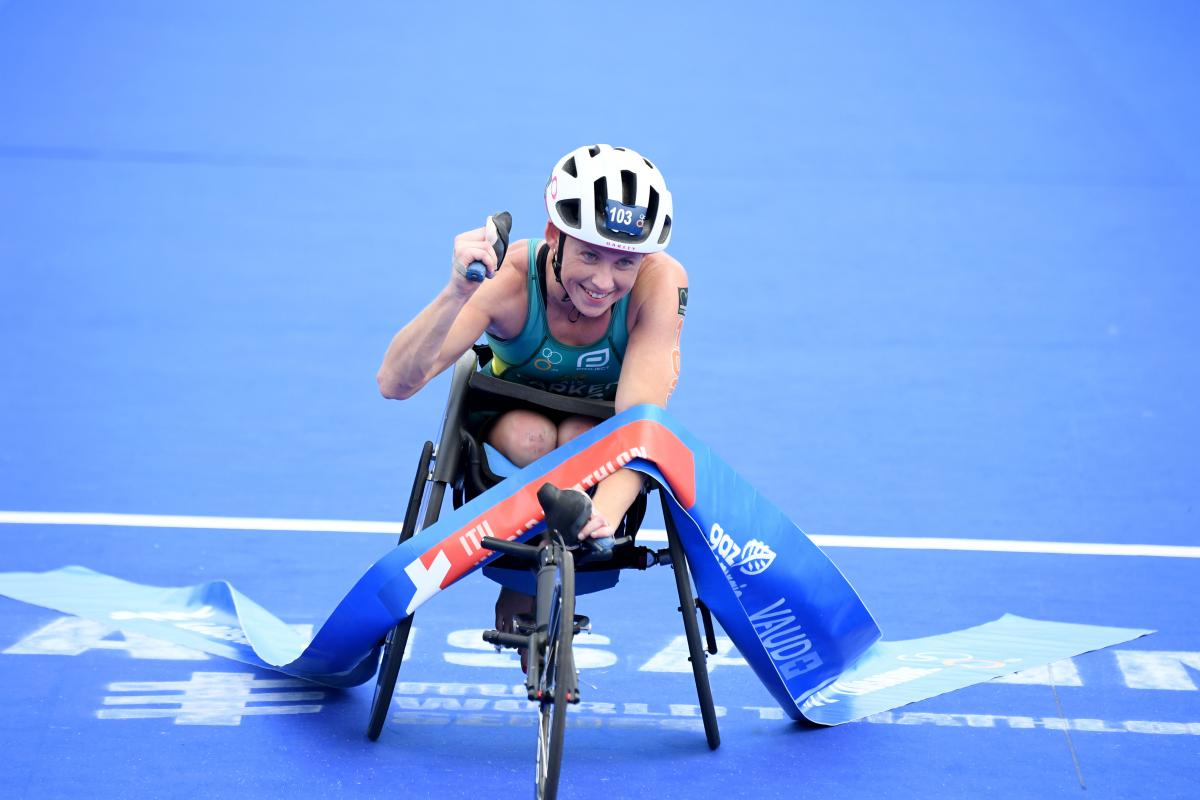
[551,230,582,323]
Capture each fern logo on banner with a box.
[708,524,777,577]
[734,540,777,575]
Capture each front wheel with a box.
[535,547,575,800]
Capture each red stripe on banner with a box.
[412,419,696,590]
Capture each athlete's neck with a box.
[542,255,611,342]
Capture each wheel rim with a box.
[534,549,574,800]
[536,581,563,798]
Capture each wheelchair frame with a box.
[479,486,583,800]
[366,345,721,752]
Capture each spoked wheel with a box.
[535,546,575,800]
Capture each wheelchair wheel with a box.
[535,545,575,800]
[366,617,413,741]
[366,440,433,742]
[664,513,721,750]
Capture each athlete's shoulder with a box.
[629,251,687,327]
[506,237,531,268]
[638,250,687,287]
[473,237,535,339]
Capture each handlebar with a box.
[481,536,540,563]
[479,484,619,563]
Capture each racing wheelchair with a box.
[366,344,721,798]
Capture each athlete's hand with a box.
[450,216,502,292]
[577,510,616,542]
[494,586,534,635]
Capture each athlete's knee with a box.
[557,415,600,446]
[487,409,558,467]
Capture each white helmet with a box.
[544,144,673,253]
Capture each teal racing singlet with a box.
[485,239,629,401]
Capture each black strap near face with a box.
[536,241,550,308]
[549,230,578,321]
[552,230,566,289]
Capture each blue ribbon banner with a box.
[0,406,1153,724]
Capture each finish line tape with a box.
[0,406,1153,724]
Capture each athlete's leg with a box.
[488,408,560,669]
[557,414,602,447]
[487,408,559,467]
[488,412,605,667]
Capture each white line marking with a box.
[805,534,1200,559]
[0,511,406,535]
[1,511,1197,558]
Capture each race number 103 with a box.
[604,200,647,236]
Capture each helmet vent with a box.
[555,199,582,229]
[657,214,672,245]
[593,177,609,227]
[587,145,601,157]
[646,188,660,227]
[562,157,577,178]
[620,170,637,205]
[643,157,656,171]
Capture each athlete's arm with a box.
[581,254,688,538]
[613,254,688,413]
[376,236,527,399]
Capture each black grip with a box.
[490,210,512,264]
[464,210,513,282]
[537,483,592,540]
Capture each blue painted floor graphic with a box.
[0,556,1154,728]
[3,1,1199,799]
[2,525,1194,800]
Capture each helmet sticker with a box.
[604,199,648,236]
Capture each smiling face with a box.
[546,223,645,318]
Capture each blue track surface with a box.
[2,2,1198,798]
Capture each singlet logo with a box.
[577,349,611,370]
[533,348,563,371]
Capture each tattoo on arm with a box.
[668,287,686,399]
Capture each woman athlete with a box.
[376,143,687,635]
